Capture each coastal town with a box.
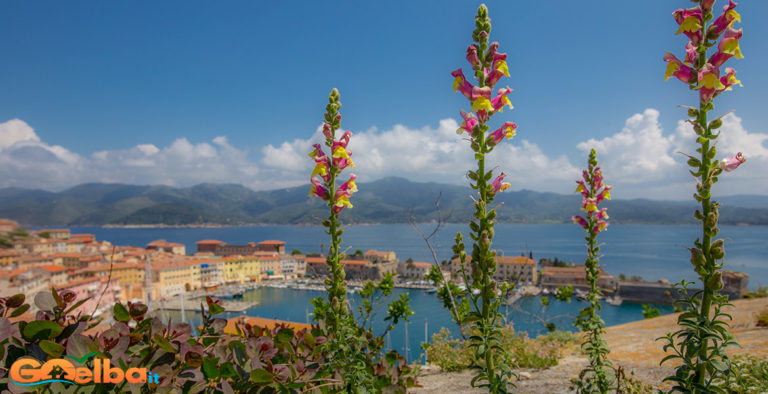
[0,218,751,321]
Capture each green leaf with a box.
[276,328,294,343]
[9,304,30,318]
[113,303,130,322]
[220,362,237,378]
[40,340,65,356]
[250,369,273,385]
[22,320,63,341]
[202,357,220,379]
[153,335,177,354]
[710,358,729,372]
[6,294,25,308]
[209,303,225,316]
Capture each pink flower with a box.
[582,198,597,213]
[322,123,333,140]
[308,144,326,162]
[594,220,609,234]
[574,181,589,197]
[701,0,716,13]
[451,69,474,100]
[709,27,743,67]
[595,186,612,204]
[719,152,745,172]
[664,53,696,84]
[696,63,725,103]
[333,195,353,214]
[490,87,514,113]
[458,110,479,136]
[596,208,609,221]
[715,67,741,97]
[333,130,352,151]
[337,174,358,198]
[685,41,698,66]
[491,172,511,194]
[466,45,481,69]
[309,177,329,200]
[673,6,703,45]
[709,0,740,38]
[572,216,588,229]
[489,122,517,145]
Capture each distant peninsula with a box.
[1,177,767,226]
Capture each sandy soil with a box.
[412,297,768,393]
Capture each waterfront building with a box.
[447,255,538,285]
[363,250,399,280]
[147,239,186,255]
[494,256,538,285]
[398,261,432,280]
[541,265,618,292]
[37,229,71,240]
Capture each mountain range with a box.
[0,177,767,226]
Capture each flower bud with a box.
[688,108,698,118]
[707,271,723,291]
[706,211,718,228]
[711,239,725,260]
[709,118,722,130]
[690,248,705,268]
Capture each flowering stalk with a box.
[572,149,614,393]
[660,1,745,391]
[308,88,357,332]
[448,4,518,392]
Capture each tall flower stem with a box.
[660,1,745,391]
[572,149,613,393]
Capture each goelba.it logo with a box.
[10,353,160,386]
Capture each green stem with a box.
[696,102,712,391]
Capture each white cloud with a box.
[260,119,576,193]
[578,109,768,198]
[1,113,766,198]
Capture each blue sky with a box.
[1,1,766,198]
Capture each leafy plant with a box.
[642,305,661,319]
[658,1,746,391]
[710,354,768,393]
[307,89,417,392]
[426,4,521,391]
[571,149,615,393]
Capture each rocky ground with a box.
[412,297,768,393]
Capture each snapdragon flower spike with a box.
[709,0,740,38]
[490,172,511,194]
[664,52,696,83]
[673,6,703,45]
[489,122,517,145]
[709,27,743,67]
[719,152,745,172]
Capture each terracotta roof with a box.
[364,250,393,257]
[50,252,83,258]
[408,262,432,268]
[258,240,285,245]
[196,240,223,245]
[495,256,536,266]
[39,265,68,273]
[0,269,28,279]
